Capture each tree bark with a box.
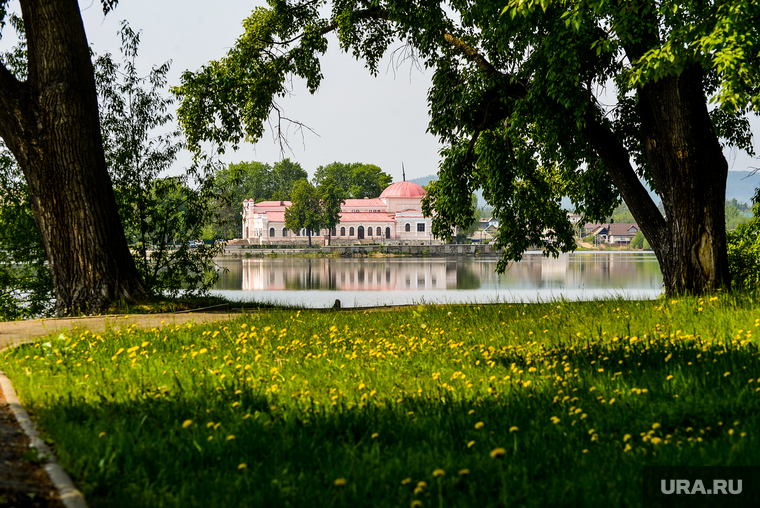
[0,0,148,315]
[637,66,730,294]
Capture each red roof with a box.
[379,181,427,199]
[343,198,386,207]
[255,211,395,223]
[339,212,395,222]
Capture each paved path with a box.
[0,311,239,507]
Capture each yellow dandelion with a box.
[433,469,445,478]
[182,419,193,428]
[623,434,631,442]
[550,416,561,424]
[334,478,347,487]
[509,426,519,433]
[401,478,412,485]
[458,469,470,476]
[411,501,423,508]
[650,437,663,445]
[582,449,588,454]
[652,423,661,430]
[475,421,485,429]
[467,440,475,448]
[371,432,379,439]
[490,447,507,459]
[98,432,106,438]
[623,443,632,452]
[238,463,247,470]
[227,435,235,441]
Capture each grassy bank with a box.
[1,295,759,507]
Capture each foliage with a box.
[727,199,760,290]
[212,161,274,239]
[173,0,760,293]
[284,179,323,246]
[317,177,347,244]
[313,162,392,199]
[630,231,645,249]
[0,148,54,319]
[94,22,223,297]
[271,159,308,201]
[725,199,752,230]
[605,204,637,225]
[3,297,760,506]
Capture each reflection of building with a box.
[241,259,448,291]
[242,181,436,245]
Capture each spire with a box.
[402,162,406,182]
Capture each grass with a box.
[1,294,760,507]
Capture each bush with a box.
[727,200,760,290]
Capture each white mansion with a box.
[242,181,436,245]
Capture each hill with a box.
[410,171,760,209]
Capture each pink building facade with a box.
[242,181,437,245]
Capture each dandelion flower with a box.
[227,435,235,441]
[509,426,519,433]
[334,478,347,487]
[371,433,379,439]
[433,469,445,478]
[652,423,661,430]
[98,432,106,438]
[458,469,470,476]
[550,416,561,424]
[474,421,485,429]
[411,501,423,508]
[623,443,632,452]
[401,478,412,485]
[490,447,507,459]
[238,463,247,470]
[467,440,475,448]
[182,419,193,428]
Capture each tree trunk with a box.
[637,66,730,295]
[0,0,149,315]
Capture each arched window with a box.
[358,226,364,239]
[331,228,337,236]
[349,227,355,236]
[269,227,275,237]
[405,223,411,232]
[367,227,373,237]
[386,227,391,239]
[376,226,382,237]
[340,227,346,236]
[282,228,287,237]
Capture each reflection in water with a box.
[213,253,663,307]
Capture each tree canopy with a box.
[313,162,393,198]
[174,0,760,295]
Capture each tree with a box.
[213,161,274,239]
[630,231,645,249]
[174,0,760,295]
[318,177,347,245]
[0,0,148,314]
[271,158,308,200]
[0,146,53,319]
[95,22,222,297]
[313,162,393,198]
[284,179,323,247]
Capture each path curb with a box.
[0,370,89,508]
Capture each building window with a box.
[282,228,287,237]
[269,227,275,237]
[417,223,426,232]
[376,226,381,236]
[331,228,337,236]
[367,227,373,237]
[340,227,346,236]
[405,223,411,232]
[386,227,391,239]
[349,227,355,236]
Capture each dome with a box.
[379,181,427,199]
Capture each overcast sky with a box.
[2,1,758,183]
[77,0,443,183]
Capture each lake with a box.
[211,251,664,308]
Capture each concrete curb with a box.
[0,370,88,508]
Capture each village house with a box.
[585,223,639,246]
[242,181,437,245]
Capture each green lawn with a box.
[2,295,759,507]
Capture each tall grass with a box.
[2,294,759,507]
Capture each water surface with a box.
[212,252,663,308]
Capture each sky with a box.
[1,0,758,184]
[78,0,443,183]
